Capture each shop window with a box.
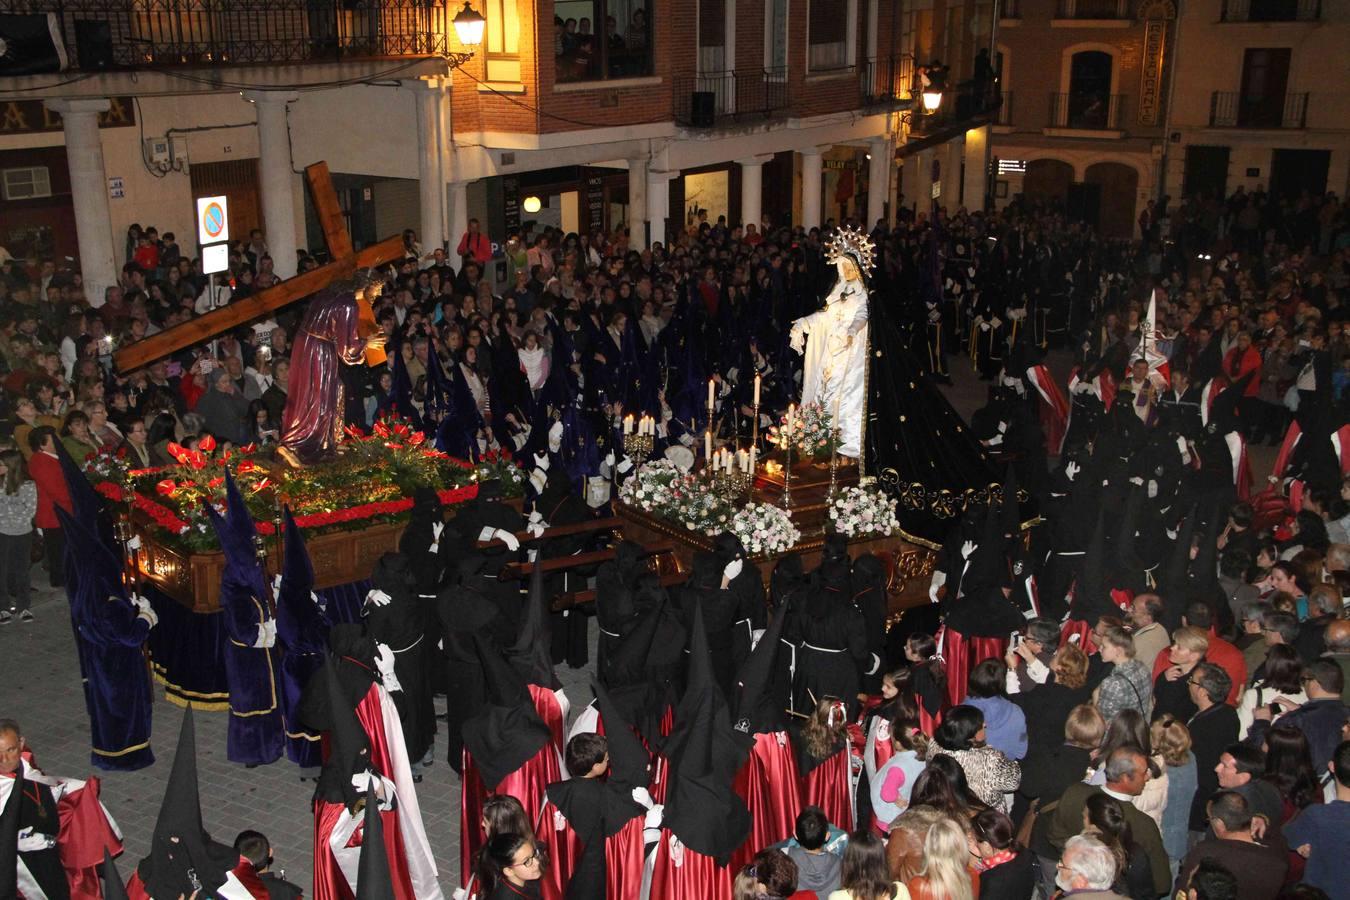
[486,0,521,82]
[555,0,652,83]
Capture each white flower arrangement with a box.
[767,403,838,459]
[828,485,901,538]
[730,502,801,556]
[620,459,733,532]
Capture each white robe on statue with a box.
[791,276,870,457]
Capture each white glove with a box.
[529,510,545,526]
[928,570,947,604]
[374,643,402,692]
[616,456,634,475]
[603,452,616,468]
[678,433,695,447]
[527,521,546,538]
[350,770,386,801]
[631,786,655,809]
[534,452,551,472]
[723,558,744,582]
[1147,479,1159,499]
[253,618,277,649]
[429,521,444,554]
[1129,476,1144,487]
[137,605,159,629]
[548,421,564,453]
[1065,461,1080,482]
[961,540,977,560]
[272,574,283,596]
[493,528,520,552]
[17,827,56,853]
[126,534,142,551]
[365,589,392,608]
[130,593,152,615]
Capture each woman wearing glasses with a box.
[478,833,545,899]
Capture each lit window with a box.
[486,0,520,82]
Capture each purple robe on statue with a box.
[281,287,370,462]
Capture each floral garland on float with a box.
[729,502,801,556]
[86,416,495,553]
[619,460,801,553]
[827,485,902,539]
[767,402,837,461]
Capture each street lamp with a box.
[523,196,542,214]
[920,62,947,113]
[452,1,485,47]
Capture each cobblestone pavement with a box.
[0,350,1275,893]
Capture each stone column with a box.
[243,90,300,278]
[410,78,447,256]
[627,157,649,247]
[646,170,677,247]
[962,125,990,212]
[46,98,117,306]
[737,154,774,235]
[800,146,824,230]
[943,136,965,209]
[867,136,891,227]
[447,179,469,258]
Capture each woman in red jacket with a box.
[26,426,72,589]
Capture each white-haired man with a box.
[1056,834,1128,899]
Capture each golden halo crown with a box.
[824,225,877,275]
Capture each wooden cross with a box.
[113,161,408,373]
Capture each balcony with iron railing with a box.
[1209,91,1308,128]
[860,54,915,108]
[1049,92,1125,130]
[1055,0,1132,20]
[1221,0,1320,22]
[673,69,789,128]
[0,0,454,69]
[908,79,1003,137]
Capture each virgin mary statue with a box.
[789,227,873,458]
[792,225,998,543]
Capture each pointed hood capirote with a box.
[355,782,396,900]
[661,601,751,780]
[461,634,552,790]
[136,710,240,899]
[732,597,791,734]
[208,467,270,601]
[101,847,130,900]
[660,686,753,865]
[509,557,560,690]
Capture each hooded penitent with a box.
[275,504,327,769]
[207,468,284,766]
[56,504,157,771]
[364,552,435,765]
[134,710,243,898]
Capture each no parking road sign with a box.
[196,195,230,246]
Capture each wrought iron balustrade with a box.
[0,0,453,69]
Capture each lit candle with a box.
[753,373,761,406]
[705,431,713,461]
[749,447,757,471]
[738,449,748,471]
[786,404,796,439]
[623,415,634,435]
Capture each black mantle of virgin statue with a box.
[863,289,998,543]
